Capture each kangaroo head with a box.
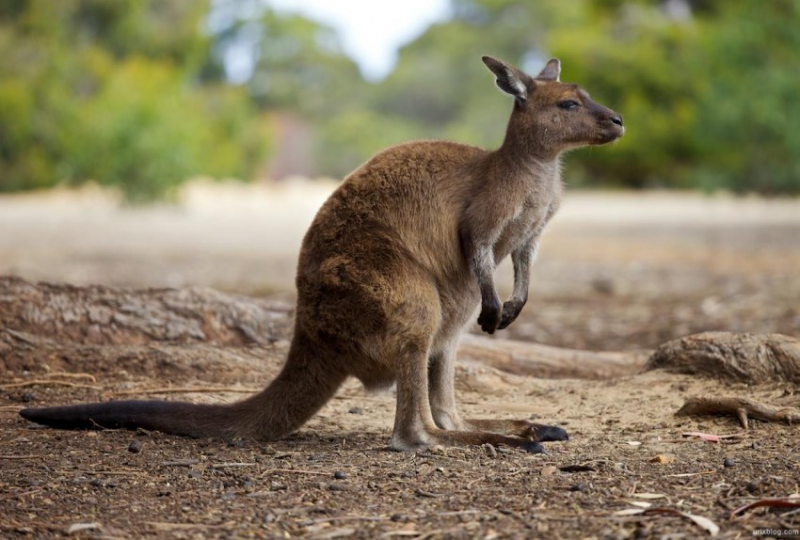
[482,56,624,157]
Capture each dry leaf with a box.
[622,500,653,508]
[633,493,667,499]
[66,523,101,535]
[613,508,645,516]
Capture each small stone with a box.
[128,439,142,453]
[334,471,347,480]
[348,407,363,415]
[649,454,674,464]
[751,441,760,450]
[568,482,588,492]
[723,457,735,468]
[591,277,615,295]
[482,443,498,458]
[540,465,559,476]
[328,483,348,491]
[21,391,35,402]
[390,514,406,522]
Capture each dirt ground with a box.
[1,182,799,538]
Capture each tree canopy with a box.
[1,0,797,199]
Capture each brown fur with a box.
[20,56,624,453]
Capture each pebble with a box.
[348,407,363,415]
[540,465,559,476]
[568,482,588,492]
[128,439,142,453]
[328,483,348,491]
[723,457,735,468]
[21,391,35,402]
[334,470,347,480]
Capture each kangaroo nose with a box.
[611,114,624,127]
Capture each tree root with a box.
[676,396,800,429]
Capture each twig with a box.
[210,462,256,469]
[112,386,255,396]
[0,520,64,532]
[0,380,101,390]
[677,396,800,429]
[261,468,332,477]
[0,455,38,459]
[43,372,97,383]
[304,516,387,525]
[87,470,149,477]
[730,498,800,519]
[160,459,200,467]
[0,406,23,412]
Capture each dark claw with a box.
[527,424,569,442]
[521,440,547,454]
[477,300,501,334]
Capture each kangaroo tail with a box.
[19,336,346,440]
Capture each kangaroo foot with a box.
[467,419,569,442]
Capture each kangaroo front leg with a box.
[498,235,537,330]
[461,228,502,335]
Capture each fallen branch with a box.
[458,334,649,379]
[676,396,800,429]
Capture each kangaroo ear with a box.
[536,58,561,82]
[482,55,529,101]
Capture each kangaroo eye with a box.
[558,100,579,110]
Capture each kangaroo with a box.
[20,56,623,453]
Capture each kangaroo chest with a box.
[493,185,560,262]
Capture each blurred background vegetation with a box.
[1,0,798,202]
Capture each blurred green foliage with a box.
[0,0,267,202]
[306,0,800,194]
[1,0,798,198]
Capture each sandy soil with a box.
[1,183,799,538]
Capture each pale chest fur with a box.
[492,164,562,262]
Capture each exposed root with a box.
[676,396,800,429]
